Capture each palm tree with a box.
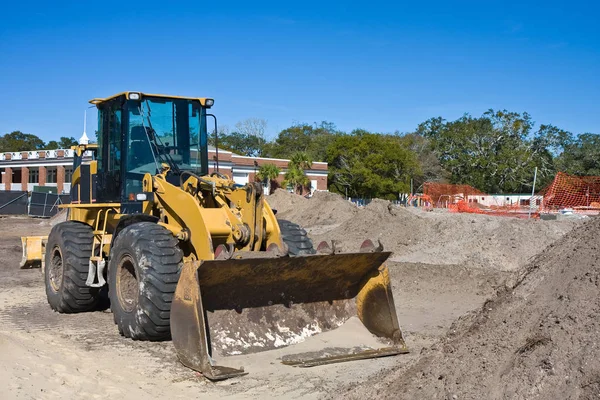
[285,152,312,194]
[289,152,312,170]
[256,163,281,195]
[284,166,310,194]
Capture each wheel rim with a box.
[116,255,139,313]
[49,246,63,292]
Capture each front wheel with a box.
[108,222,183,341]
[45,221,99,313]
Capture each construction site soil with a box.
[0,189,591,399]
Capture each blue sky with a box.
[0,1,598,143]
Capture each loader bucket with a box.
[20,236,47,269]
[171,249,408,380]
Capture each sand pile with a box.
[268,189,358,230]
[267,189,308,216]
[394,211,576,271]
[269,191,577,271]
[343,216,600,399]
[310,199,424,253]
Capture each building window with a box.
[29,168,39,184]
[65,168,73,183]
[13,169,22,183]
[47,167,57,183]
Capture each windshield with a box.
[126,97,207,176]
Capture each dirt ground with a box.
[0,191,584,399]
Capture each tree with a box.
[284,152,313,194]
[235,118,267,155]
[210,119,268,157]
[419,110,558,193]
[399,133,447,192]
[46,136,79,150]
[533,124,574,156]
[284,166,310,194]
[289,151,312,170]
[215,131,263,156]
[327,130,420,199]
[263,122,338,161]
[555,133,600,176]
[256,163,281,194]
[0,131,45,152]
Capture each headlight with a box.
[129,92,141,100]
[204,98,214,108]
[136,193,147,201]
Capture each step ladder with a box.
[86,209,114,288]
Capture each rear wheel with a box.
[45,221,99,313]
[108,222,183,341]
[278,219,315,255]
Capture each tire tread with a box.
[108,222,182,341]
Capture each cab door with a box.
[96,98,124,203]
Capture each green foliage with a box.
[213,130,265,156]
[555,133,600,176]
[263,122,338,161]
[0,132,79,153]
[419,110,560,193]
[289,151,312,170]
[0,131,46,152]
[284,165,310,194]
[46,136,79,150]
[256,163,281,194]
[398,133,447,192]
[210,118,267,157]
[327,130,420,199]
[256,163,281,182]
[283,152,313,194]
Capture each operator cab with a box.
[89,91,214,203]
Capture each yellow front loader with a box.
[22,91,407,379]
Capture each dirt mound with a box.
[310,198,423,252]
[270,191,576,270]
[267,189,357,230]
[302,196,575,271]
[343,216,600,399]
[266,189,307,215]
[394,211,576,271]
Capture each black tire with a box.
[45,221,99,313]
[108,222,183,341]
[278,219,316,255]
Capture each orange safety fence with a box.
[422,183,486,208]
[423,182,538,218]
[539,172,600,214]
[422,173,600,218]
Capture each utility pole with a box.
[528,167,538,219]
